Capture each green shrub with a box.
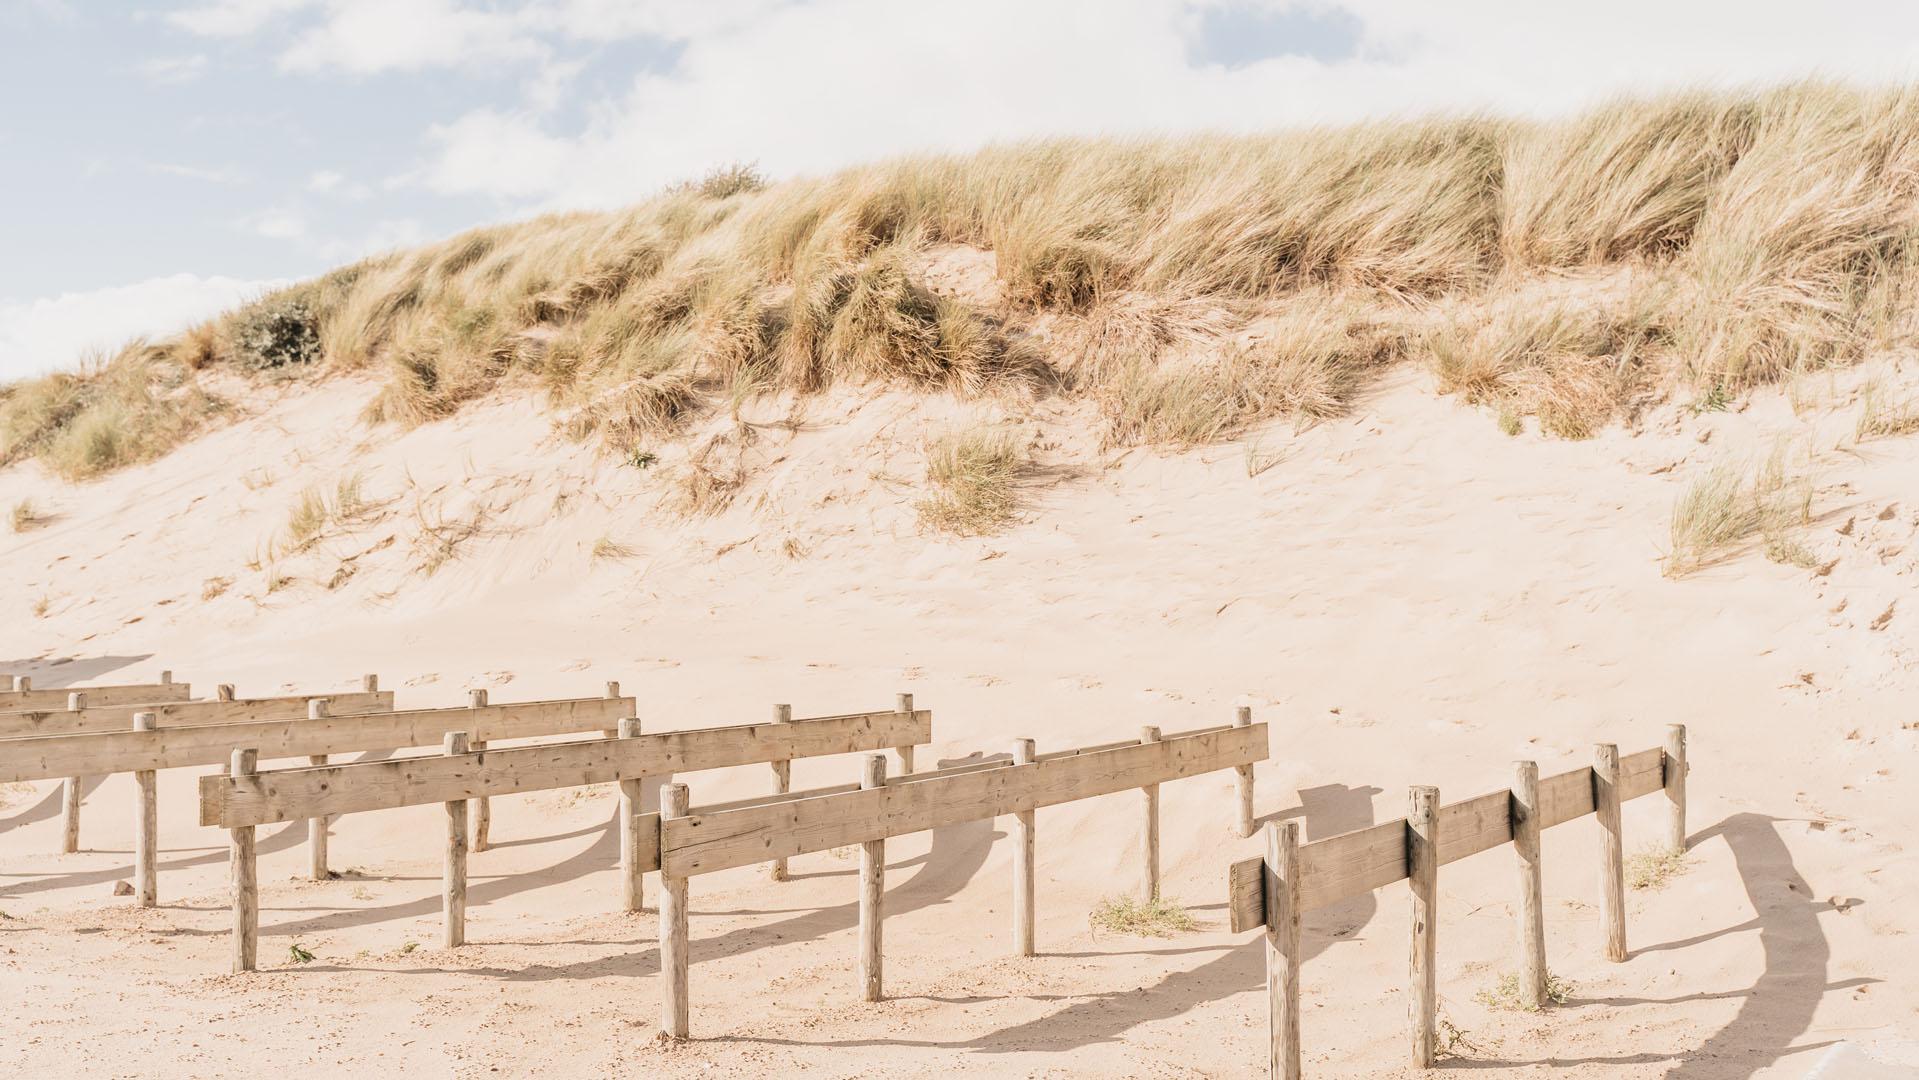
[231,298,323,371]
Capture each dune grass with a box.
[1856,378,1919,440]
[8,81,1919,480]
[9,498,43,533]
[1088,895,1198,938]
[916,422,1027,535]
[1665,449,1813,576]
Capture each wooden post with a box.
[60,692,85,853]
[159,670,172,685]
[769,703,793,882]
[133,712,159,907]
[893,693,915,776]
[1266,820,1302,1080]
[216,684,236,702]
[362,673,379,692]
[306,699,330,880]
[1140,725,1162,901]
[12,675,28,691]
[660,782,691,1039]
[1511,761,1546,1011]
[605,680,621,699]
[1664,724,1688,853]
[1011,737,1036,957]
[859,753,887,1002]
[1408,785,1439,1069]
[468,689,491,852]
[443,731,470,948]
[618,717,645,912]
[1595,743,1626,962]
[230,748,259,973]
[1234,706,1257,839]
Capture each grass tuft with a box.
[1856,379,1919,440]
[1665,451,1813,577]
[10,499,44,533]
[1088,894,1198,938]
[916,423,1027,536]
[1626,846,1692,890]
[1475,971,1574,1012]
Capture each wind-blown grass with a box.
[9,81,1919,479]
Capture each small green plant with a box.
[1496,403,1524,436]
[288,942,316,964]
[1475,971,1574,1012]
[1626,846,1691,890]
[398,940,419,954]
[1088,894,1198,938]
[349,884,373,901]
[626,449,657,469]
[231,297,322,371]
[1436,1015,1481,1059]
[1689,382,1731,414]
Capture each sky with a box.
[3,0,1919,381]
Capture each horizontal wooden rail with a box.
[0,696,636,785]
[1227,745,1667,931]
[0,691,393,739]
[663,723,1268,878]
[0,680,191,711]
[201,709,934,826]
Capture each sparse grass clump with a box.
[1475,971,1574,1012]
[1088,894,1198,938]
[1665,451,1813,576]
[916,423,1027,535]
[1627,846,1692,890]
[1855,379,1919,440]
[590,535,635,561]
[10,499,44,533]
[278,472,376,554]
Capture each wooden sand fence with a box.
[199,697,935,971]
[0,680,635,905]
[0,671,191,710]
[1227,727,1689,1078]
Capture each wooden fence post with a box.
[443,731,470,948]
[133,712,159,907]
[61,692,85,853]
[13,675,28,691]
[306,699,331,880]
[1140,725,1162,902]
[860,753,887,1001]
[160,670,172,685]
[1512,760,1546,1010]
[1267,820,1302,1080]
[894,693,915,776]
[217,683,236,702]
[660,781,691,1039]
[230,747,259,973]
[1011,737,1036,957]
[769,703,793,882]
[1595,743,1626,962]
[1408,785,1439,1069]
[362,673,379,693]
[618,717,645,912]
[1234,706,1256,839]
[1665,724,1688,853]
[468,689,491,852]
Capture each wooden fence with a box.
[0,672,190,711]
[1227,727,1688,1078]
[200,699,935,971]
[1,682,636,902]
[647,717,1269,1037]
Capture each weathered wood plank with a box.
[1619,746,1665,802]
[1436,788,1514,865]
[1228,853,1266,933]
[202,710,932,826]
[1537,764,1596,829]
[1298,818,1409,911]
[0,683,192,712]
[662,724,1268,877]
[1,696,637,786]
[0,692,393,739]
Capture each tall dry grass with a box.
[8,81,1919,478]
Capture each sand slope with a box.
[2,362,1917,1077]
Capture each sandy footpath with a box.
[2,365,1917,1077]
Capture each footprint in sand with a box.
[405,673,441,687]
[560,659,591,672]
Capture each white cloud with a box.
[167,0,314,37]
[306,169,344,192]
[0,274,280,381]
[406,0,1919,210]
[148,161,246,184]
[139,53,209,84]
[241,206,309,241]
[278,0,547,74]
